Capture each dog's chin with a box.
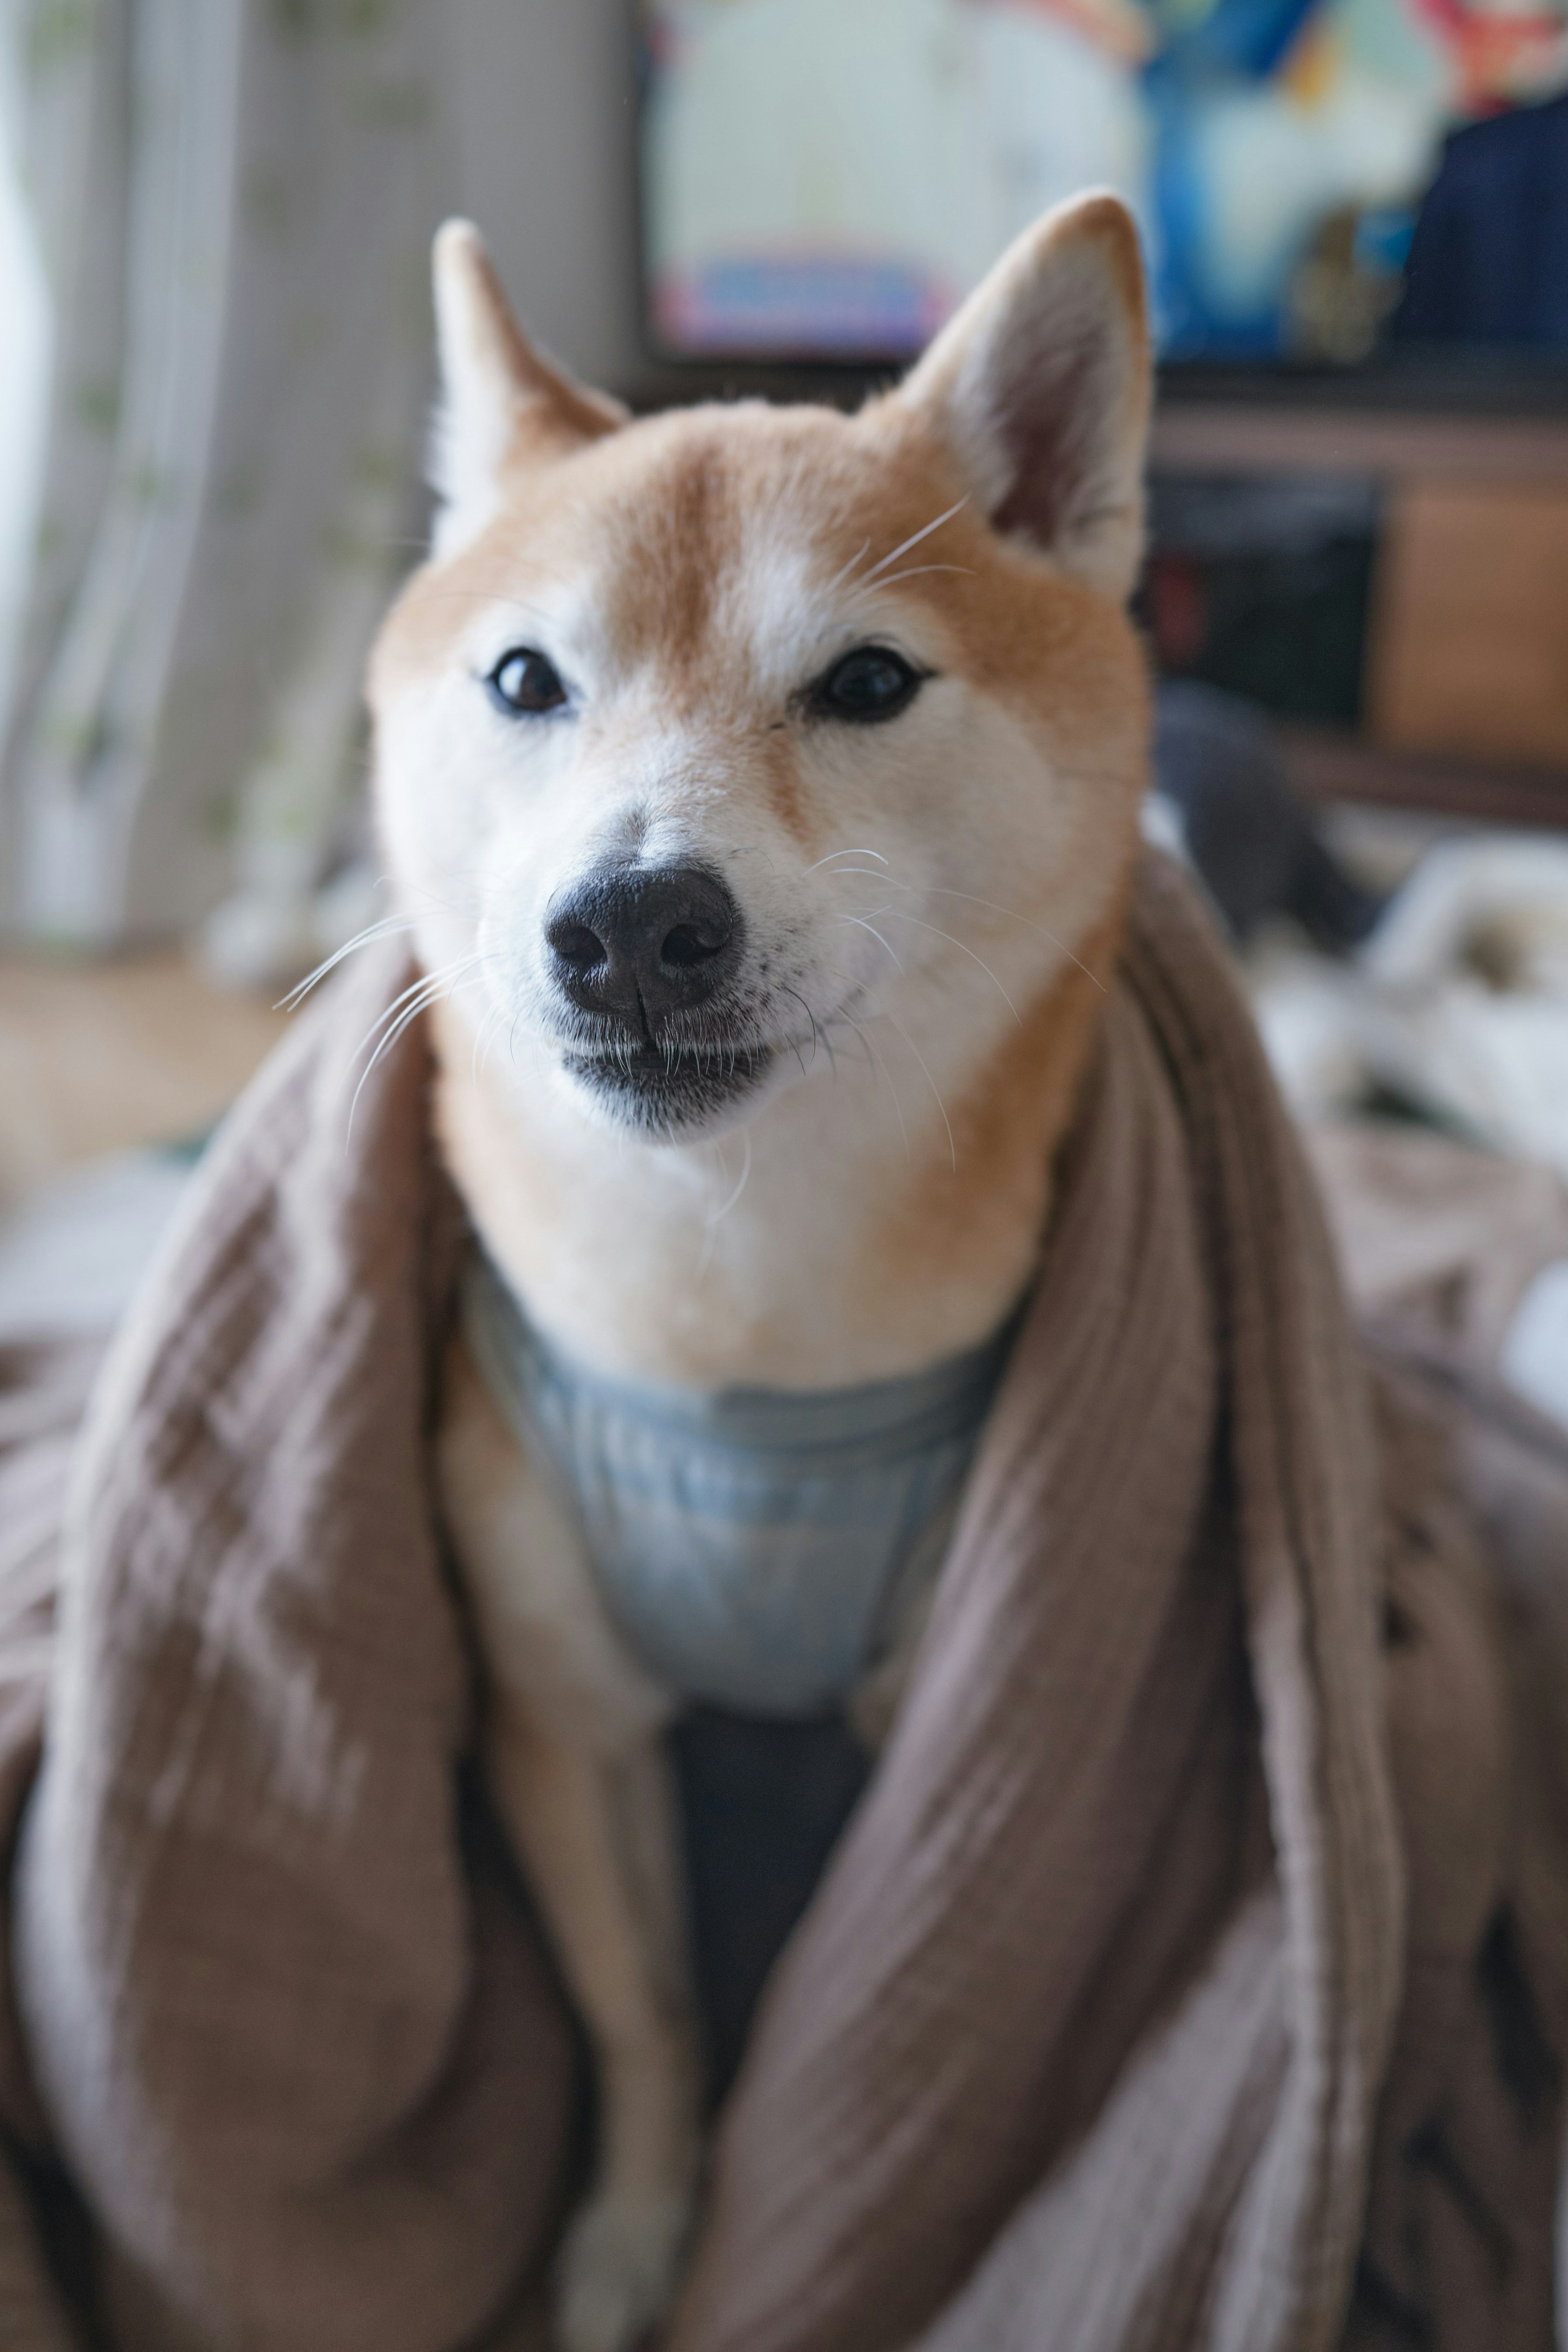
[558,1041,775,1140]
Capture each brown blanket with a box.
[2,853,1568,2352]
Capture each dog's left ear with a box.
[429,218,629,560]
[897,192,1151,602]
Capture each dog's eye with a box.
[487,647,568,716]
[813,645,923,724]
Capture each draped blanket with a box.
[2,854,1567,2352]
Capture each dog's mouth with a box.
[560,1037,774,1133]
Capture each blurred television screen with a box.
[638,0,1568,364]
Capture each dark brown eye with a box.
[813,644,924,723]
[487,646,568,716]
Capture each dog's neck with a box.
[430,902,1122,1393]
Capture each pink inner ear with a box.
[984,281,1123,556]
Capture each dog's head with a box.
[369,195,1152,1146]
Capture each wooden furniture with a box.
[1150,403,1568,827]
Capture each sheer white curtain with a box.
[0,0,442,957]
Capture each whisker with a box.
[923,884,1108,995]
[364,963,472,1067]
[353,938,494,1054]
[704,1127,753,1229]
[346,955,481,1143]
[824,861,1109,999]
[860,497,969,585]
[472,994,508,1084]
[350,968,452,1064]
[849,562,975,592]
[881,909,1023,1023]
[793,992,839,1078]
[823,538,871,594]
[838,914,905,975]
[883,1011,956,1174]
[374,964,472,1058]
[778,985,822,1077]
[415,590,559,623]
[802,846,889,876]
[727,843,780,877]
[820,1010,874,1074]
[276,914,414,1011]
[829,999,911,1161]
[346,1017,428,1142]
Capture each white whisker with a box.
[777,984,822,1078]
[803,846,889,876]
[824,538,871,594]
[275,915,414,1011]
[861,497,969,586]
[364,969,463,1067]
[346,954,481,1143]
[350,968,452,1064]
[883,1011,956,1174]
[924,884,1109,995]
[704,1127,753,1229]
[829,998,911,1161]
[839,914,904,974]
[882,909,1023,1023]
[825,861,1109,998]
[851,562,975,593]
[472,994,508,1083]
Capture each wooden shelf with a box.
[1279,727,1568,828]
[1151,403,1568,821]
[1150,405,1568,484]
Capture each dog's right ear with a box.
[429,219,628,560]
[896,193,1151,602]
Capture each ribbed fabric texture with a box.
[0,853,1563,2352]
[460,1244,1017,1716]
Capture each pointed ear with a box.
[428,218,628,560]
[897,193,1151,601]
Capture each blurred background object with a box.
[0,0,442,958]
[0,0,643,978]
[639,0,1568,365]
[0,947,276,1204]
[1150,679,1385,943]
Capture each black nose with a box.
[544,865,742,1030]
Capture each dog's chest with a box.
[460,1249,1015,1718]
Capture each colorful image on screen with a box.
[640,0,1568,362]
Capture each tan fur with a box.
[885,892,1131,1280]
[370,195,1154,2352]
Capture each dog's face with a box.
[369,198,1151,1146]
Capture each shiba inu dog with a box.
[366,190,1152,2352]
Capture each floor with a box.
[0,950,285,1209]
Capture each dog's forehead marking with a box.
[596,431,730,682]
[557,407,933,849]
[590,409,876,687]
[574,401,1105,728]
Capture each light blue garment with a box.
[460,1251,1018,1719]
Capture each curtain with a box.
[0,0,443,961]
